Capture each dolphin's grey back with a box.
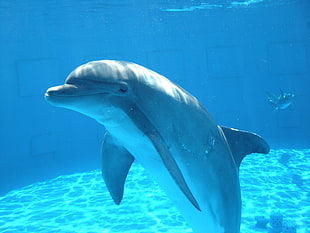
[103,60,202,106]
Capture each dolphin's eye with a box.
[119,83,128,93]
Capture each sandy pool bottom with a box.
[0,149,309,232]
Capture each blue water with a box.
[0,0,309,232]
[1,149,309,232]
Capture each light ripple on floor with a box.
[0,149,309,232]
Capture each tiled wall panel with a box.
[17,58,59,97]
[268,42,308,75]
[206,46,243,79]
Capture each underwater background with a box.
[0,0,309,232]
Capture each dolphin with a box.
[266,90,295,111]
[45,60,269,233]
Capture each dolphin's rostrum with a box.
[45,60,269,233]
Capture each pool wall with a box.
[0,1,309,194]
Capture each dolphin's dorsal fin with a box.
[101,132,135,205]
[220,126,270,168]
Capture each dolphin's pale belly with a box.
[107,117,228,233]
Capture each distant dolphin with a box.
[45,60,269,233]
[266,90,295,111]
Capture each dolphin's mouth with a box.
[44,84,112,109]
[45,84,106,97]
[45,80,128,98]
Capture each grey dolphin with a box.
[45,60,269,233]
[266,90,295,111]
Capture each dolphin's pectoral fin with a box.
[220,126,270,168]
[147,133,201,211]
[101,132,134,205]
[127,105,201,211]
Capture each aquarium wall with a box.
[0,0,309,194]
